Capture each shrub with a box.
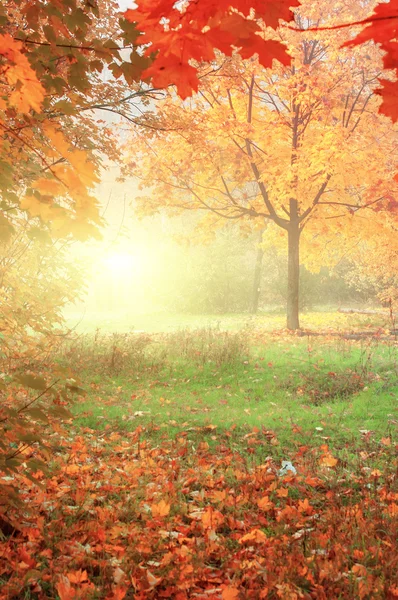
[162,326,250,367]
[60,330,165,376]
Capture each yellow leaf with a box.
[320,453,338,468]
[239,529,267,544]
[20,195,54,221]
[32,177,65,196]
[151,499,170,518]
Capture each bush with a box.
[162,326,250,367]
[60,330,166,376]
[295,369,366,404]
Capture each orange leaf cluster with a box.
[125,0,299,98]
[0,33,45,113]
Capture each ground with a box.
[0,311,397,599]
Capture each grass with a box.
[64,322,397,454]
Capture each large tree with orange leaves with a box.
[126,0,398,329]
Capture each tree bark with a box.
[287,205,300,330]
[251,231,265,314]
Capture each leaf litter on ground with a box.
[0,423,397,599]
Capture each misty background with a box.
[62,170,382,332]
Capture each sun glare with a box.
[103,252,137,274]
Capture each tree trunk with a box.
[251,231,265,314]
[287,218,300,330]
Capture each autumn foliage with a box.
[123,0,398,123]
[1,0,398,598]
[125,0,300,98]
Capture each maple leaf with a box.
[151,499,170,518]
[239,528,268,544]
[240,37,291,68]
[231,0,301,29]
[257,495,273,511]
[0,34,45,113]
[146,569,162,589]
[352,563,368,577]
[202,506,225,529]
[32,178,65,196]
[298,498,313,515]
[381,41,398,70]
[125,1,294,98]
[142,58,199,99]
[343,0,398,47]
[222,586,240,600]
[64,464,80,475]
[375,79,398,122]
[66,569,89,584]
[320,453,338,468]
[380,437,391,446]
[56,576,76,600]
[106,586,128,600]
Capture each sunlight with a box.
[103,252,138,275]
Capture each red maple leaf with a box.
[375,78,398,122]
[124,0,297,98]
[343,0,398,47]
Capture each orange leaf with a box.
[66,569,88,584]
[56,576,76,600]
[257,495,273,511]
[64,464,80,475]
[151,499,170,518]
[239,529,267,544]
[202,506,224,529]
[222,586,240,600]
[320,453,338,468]
[146,569,162,589]
[352,563,368,577]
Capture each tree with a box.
[0,0,161,243]
[126,0,398,329]
[0,0,148,502]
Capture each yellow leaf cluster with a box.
[0,34,45,113]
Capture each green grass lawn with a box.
[67,324,397,457]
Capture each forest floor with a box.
[1,314,397,599]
